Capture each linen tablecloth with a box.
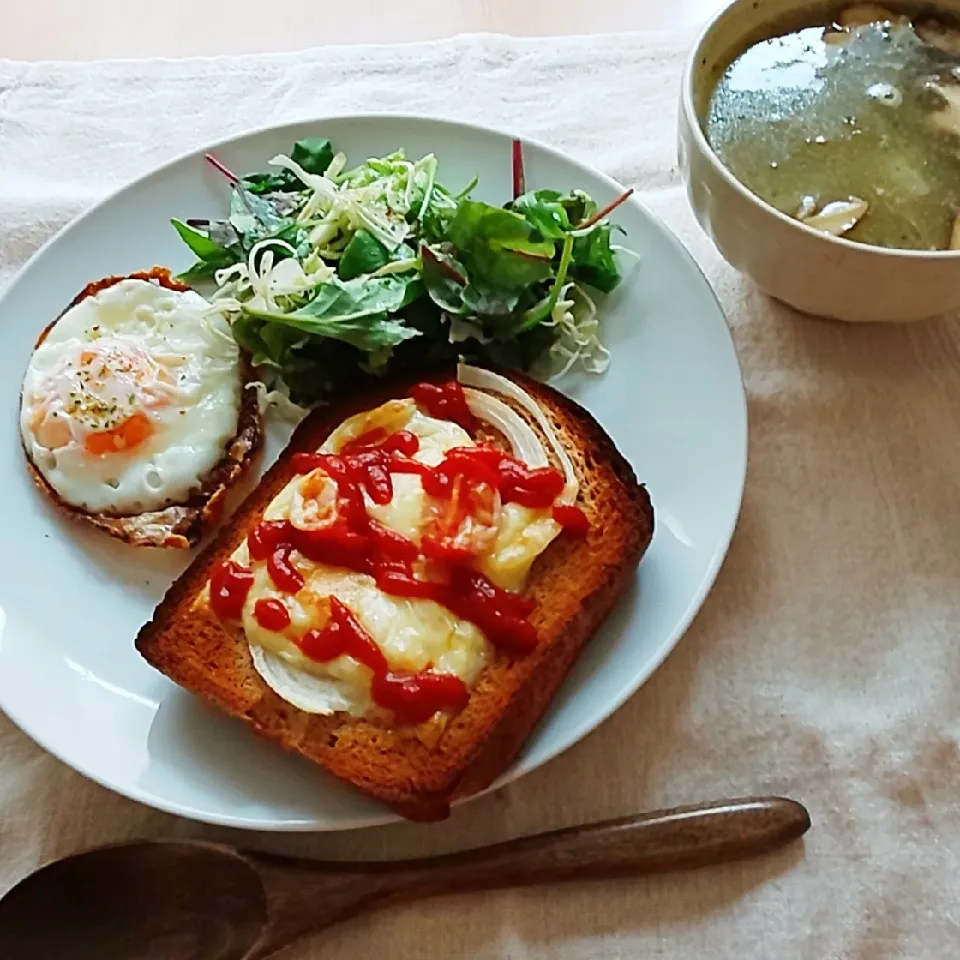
[2,30,959,959]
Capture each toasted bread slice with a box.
[21,268,263,549]
[136,369,653,819]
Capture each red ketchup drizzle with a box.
[209,560,255,621]
[293,523,371,571]
[374,569,442,600]
[389,455,432,479]
[411,380,478,432]
[268,543,304,593]
[431,446,565,509]
[367,519,418,560]
[298,598,468,723]
[371,671,470,725]
[248,519,291,561]
[254,597,291,631]
[215,389,591,722]
[341,429,420,457]
[552,504,589,535]
[292,450,393,507]
[299,597,388,674]
[443,568,538,652]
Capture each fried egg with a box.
[20,278,243,516]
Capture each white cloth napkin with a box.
[2,30,960,959]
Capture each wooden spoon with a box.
[0,796,809,960]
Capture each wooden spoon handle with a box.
[380,796,810,899]
[247,797,809,957]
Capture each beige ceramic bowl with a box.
[679,0,960,322]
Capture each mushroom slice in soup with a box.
[803,198,869,236]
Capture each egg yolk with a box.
[83,411,153,455]
[29,337,176,455]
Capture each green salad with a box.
[172,136,634,406]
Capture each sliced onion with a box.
[463,388,548,468]
[458,363,579,503]
[250,645,362,716]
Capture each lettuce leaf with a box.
[448,200,555,292]
[571,223,620,293]
[338,229,391,280]
[171,218,237,282]
[242,136,334,194]
[421,243,522,319]
[510,188,593,239]
[240,274,421,352]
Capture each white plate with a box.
[0,116,746,831]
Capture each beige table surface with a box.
[4,8,960,960]
[2,0,726,60]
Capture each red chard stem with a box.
[578,188,635,230]
[205,153,239,185]
[512,139,526,200]
[422,244,467,285]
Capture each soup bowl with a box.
[678,0,960,322]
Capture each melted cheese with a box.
[478,503,562,593]
[238,399,563,718]
[236,534,489,719]
[321,399,473,544]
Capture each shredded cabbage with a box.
[265,149,446,256]
[539,282,610,377]
[246,380,308,422]
[211,238,335,320]
[207,150,461,328]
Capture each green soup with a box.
[704,5,960,250]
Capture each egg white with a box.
[20,278,243,515]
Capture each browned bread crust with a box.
[136,369,653,819]
[21,267,263,549]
